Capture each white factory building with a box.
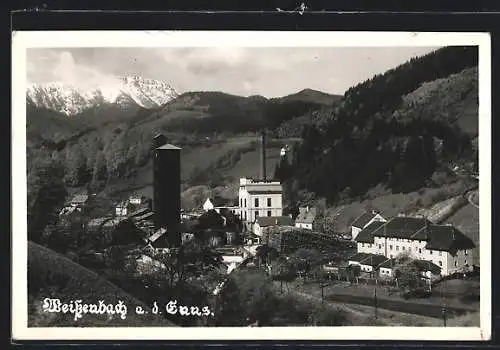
[237,177,283,231]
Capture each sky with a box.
[27,46,441,97]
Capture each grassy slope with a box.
[28,241,176,327]
[445,203,480,266]
[396,66,478,135]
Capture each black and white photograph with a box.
[12,31,491,341]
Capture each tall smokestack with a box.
[260,130,267,180]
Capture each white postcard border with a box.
[11,30,492,341]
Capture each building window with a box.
[267,198,272,207]
[396,246,399,251]
[464,250,468,256]
[390,254,393,258]
[455,261,458,267]
[439,261,442,266]
[255,198,259,207]
[402,246,406,251]
[464,259,467,265]
[361,243,364,248]
[439,251,442,256]
[389,245,393,250]
[430,250,433,255]
[378,244,382,249]
[267,210,272,217]
[418,248,422,254]
[244,199,247,207]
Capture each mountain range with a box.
[27,75,179,115]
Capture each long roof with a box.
[256,216,294,227]
[348,253,388,267]
[351,211,380,228]
[247,190,283,195]
[377,258,441,274]
[148,228,167,243]
[70,194,89,204]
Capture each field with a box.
[271,281,479,327]
[27,241,176,327]
[281,277,479,326]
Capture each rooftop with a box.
[148,228,167,243]
[256,216,294,227]
[351,210,382,228]
[247,190,283,195]
[70,194,89,204]
[87,217,112,227]
[295,207,317,224]
[156,144,181,150]
[349,253,389,268]
[355,221,386,244]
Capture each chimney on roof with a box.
[275,218,278,225]
[372,209,377,215]
[306,206,309,213]
[260,130,267,181]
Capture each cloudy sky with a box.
[27,46,441,97]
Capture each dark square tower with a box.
[153,143,182,246]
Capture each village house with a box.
[146,228,170,254]
[350,210,387,241]
[203,197,238,215]
[115,200,131,217]
[253,216,294,237]
[347,252,388,274]
[294,206,317,230]
[129,193,144,205]
[238,177,284,231]
[378,258,442,281]
[354,216,476,276]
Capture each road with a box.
[467,191,479,209]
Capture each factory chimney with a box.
[260,130,267,181]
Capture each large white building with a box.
[238,177,283,231]
[354,216,476,276]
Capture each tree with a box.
[393,253,422,292]
[108,245,127,279]
[289,248,322,282]
[27,156,67,243]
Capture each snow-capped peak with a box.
[26,75,178,116]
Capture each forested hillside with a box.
[276,46,478,205]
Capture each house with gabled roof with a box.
[203,197,238,215]
[350,210,386,241]
[347,252,388,274]
[354,215,475,276]
[294,206,317,230]
[253,216,294,237]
